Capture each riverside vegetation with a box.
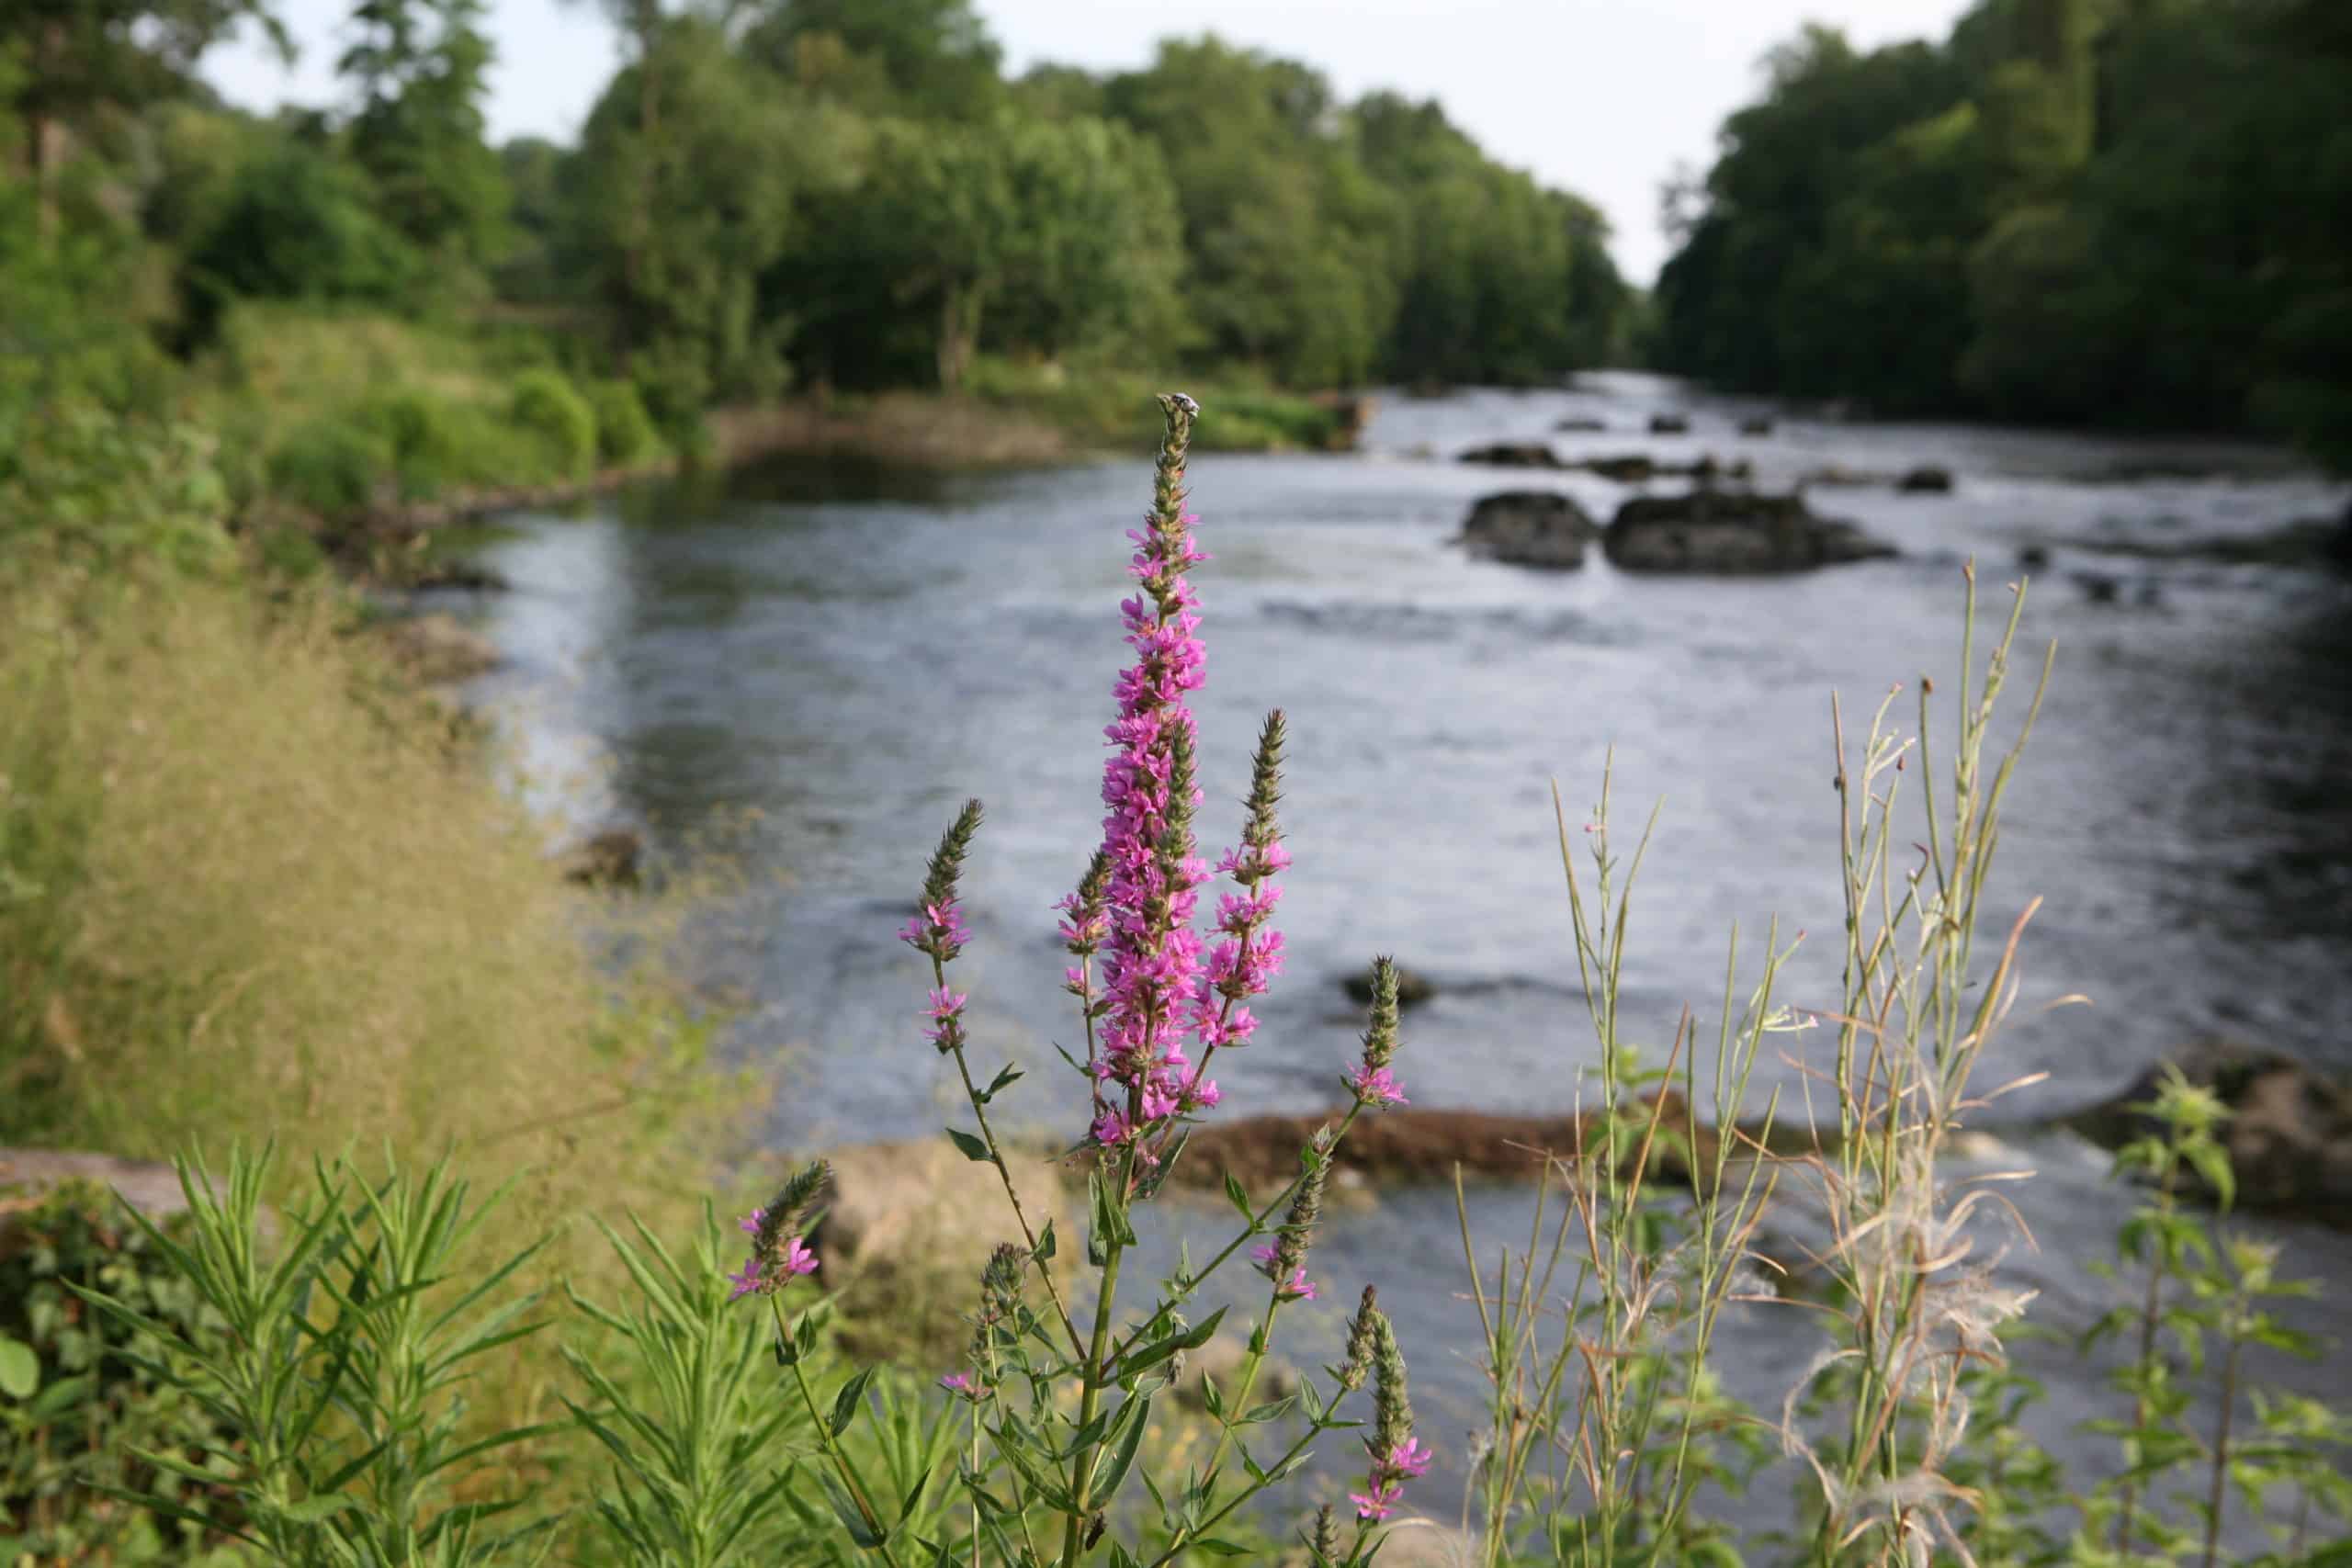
[6,398,2349,1564]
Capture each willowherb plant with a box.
[717,395,1430,1568]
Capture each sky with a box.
[200,0,1975,284]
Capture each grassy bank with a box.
[53,308,1363,564]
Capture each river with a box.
[444,372,2352,1544]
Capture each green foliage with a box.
[0,404,236,578]
[508,367,597,477]
[339,0,509,273]
[585,377,661,465]
[68,1146,550,1564]
[0,1180,238,1563]
[185,139,420,321]
[1657,0,2352,468]
[266,414,393,516]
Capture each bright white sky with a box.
[201,0,1973,283]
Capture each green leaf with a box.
[280,1495,358,1524]
[0,1336,38,1399]
[1091,1393,1153,1502]
[1033,1220,1056,1265]
[831,1366,878,1438]
[818,1469,885,1549]
[1222,1170,1255,1226]
[1192,1539,1253,1555]
[984,1063,1024,1101]
[1123,1306,1225,1380]
[946,1127,995,1164]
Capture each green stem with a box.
[774,1299,907,1568]
[1058,1240,1126,1567]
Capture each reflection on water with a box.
[449,372,2352,1530]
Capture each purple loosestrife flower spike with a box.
[728,1160,830,1303]
[1254,1126,1330,1300]
[1308,1505,1339,1567]
[1334,1285,1380,1393]
[901,799,984,964]
[1347,957,1408,1110]
[1347,1307,1424,1518]
[1085,395,1219,1158]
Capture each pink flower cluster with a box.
[899,899,971,964]
[1076,502,1287,1158]
[1350,1438,1433,1522]
[1250,1244,1318,1302]
[924,987,967,1054]
[727,1207,820,1302]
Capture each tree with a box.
[337,0,506,270]
[738,0,1002,119]
[786,113,1184,389]
[564,16,828,403]
[0,0,287,236]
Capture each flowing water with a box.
[445,371,2352,1539]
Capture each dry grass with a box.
[0,571,744,1312]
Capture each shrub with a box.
[585,377,660,466]
[508,368,596,479]
[0,404,236,578]
[0,1179,236,1562]
[266,416,391,516]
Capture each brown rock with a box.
[560,827,645,889]
[1341,966,1439,1008]
[2067,1044,2352,1226]
[1456,442,1564,469]
[813,1138,1072,1284]
[1456,492,1600,570]
[1605,489,1895,574]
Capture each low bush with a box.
[266,416,392,517]
[586,378,661,466]
[509,368,597,479]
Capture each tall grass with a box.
[0,572,735,1304]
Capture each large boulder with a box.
[813,1138,1073,1285]
[2066,1043,2352,1226]
[1342,966,1439,1008]
[1456,442,1563,469]
[1604,489,1895,575]
[1457,491,1600,570]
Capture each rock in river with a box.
[1456,441,1564,468]
[2066,1043,2352,1227]
[1457,491,1600,570]
[1896,465,1956,493]
[1341,965,1439,1008]
[1604,489,1895,575]
[1648,413,1691,434]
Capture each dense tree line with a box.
[1653,0,2352,470]
[2,0,1634,432]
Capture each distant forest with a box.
[1653,0,2351,470]
[1,0,1632,420]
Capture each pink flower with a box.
[1276,1268,1317,1303]
[725,1257,763,1302]
[738,1208,765,1236]
[1091,1109,1134,1147]
[780,1236,819,1277]
[939,1371,976,1398]
[1250,1243,1280,1270]
[1349,1065,1408,1107]
[1350,1480,1402,1522]
[1380,1438,1433,1480]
